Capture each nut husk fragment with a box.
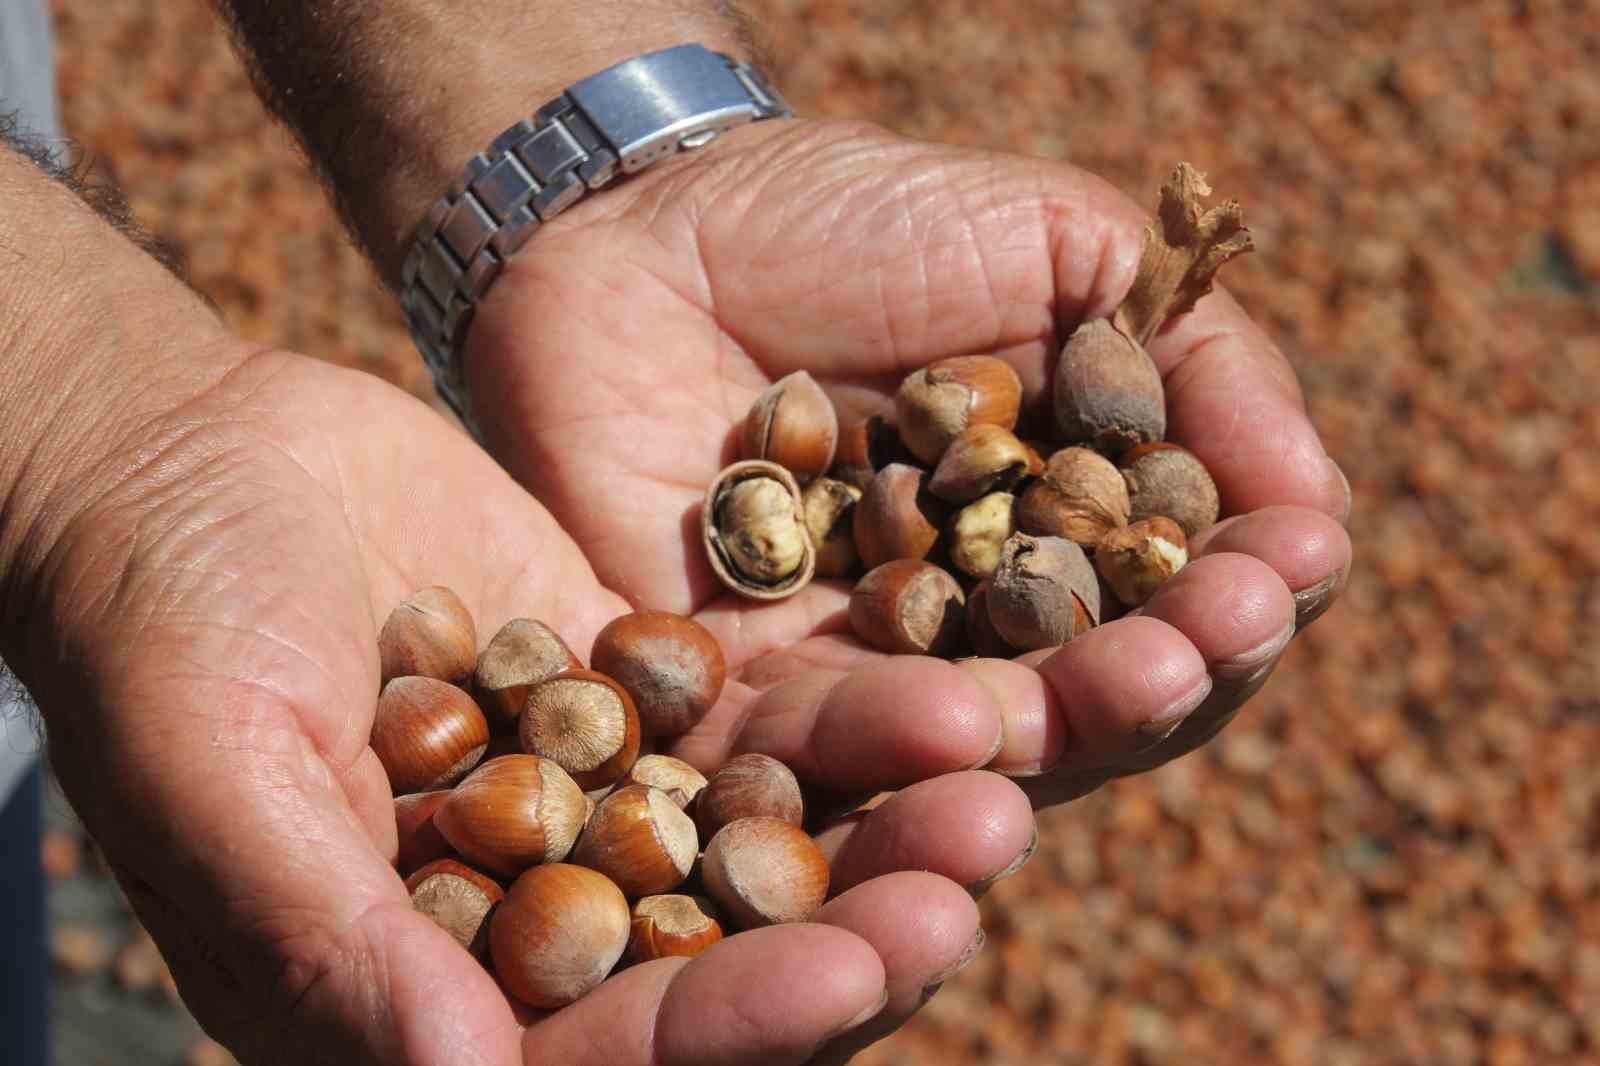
[929,424,1032,503]
[1120,442,1221,537]
[1096,517,1189,606]
[801,477,862,579]
[741,370,839,482]
[853,463,948,570]
[894,356,1023,465]
[987,534,1101,651]
[849,559,967,657]
[704,461,816,600]
[1015,447,1131,548]
[1052,318,1166,455]
[948,492,1016,580]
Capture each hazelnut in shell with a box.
[406,859,503,959]
[590,611,726,737]
[853,463,949,570]
[701,817,830,929]
[1015,447,1131,548]
[894,356,1023,465]
[1096,517,1189,606]
[849,559,967,658]
[371,677,490,795]
[620,754,709,809]
[571,784,699,898]
[491,864,630,1008]
[1052,318,1166,455]
[473,619,581,733]
[801,477,863,579]
[928,424,1032,503]
[1120,442,1221,537]
[434,755,587,877]
[987,534,1101,651]
[948,491,1016,580]
[741,370,839,482]
[519,670,641,791]
[966,580,1022,659]
[378,586,477,685]
[693,753,805,840]
[831,414,907,490]
[626,894,724,963]
[394,790,455,876]
[704,461,816,600]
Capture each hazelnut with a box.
[929,424,1032,503]
[693,753,805,840]
[701,817,830,929]
[703,461,816,600]
[741,370,839,482]
[626,894,724,964]
[434,755,587,877]
[378,586,477,685]
[801,477,863,579]
[1052,318,1166,454]
[591,611,727,737]
[1095,517,1189,606]
[572,785,699,898]
[371,677,490,795]
[853,463,949,570]
[394,790,455,875]
[1015,447,1131,548]
[895,356,1023,465]
[849,559,967,657]
[1119,442,1221,537]
[406,858,504,959]
[519,670,641,791]
[987,534,1101,651]
[966,580,1022,659]
[490,864,630,1008]
[948,491,1017,580]
[620,754,709,809]
[831,414,908,490]
[473,619,581,733]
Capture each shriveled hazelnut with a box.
[1015,447,1131,548]
[928,424,1032,503]
[406,858,504,958]
[694,753,805,840]
[1052,318,1166,454]
[948,491,1016,580]
[895,356,1023,465]
[987,534,1101,651]
[849,559,967,657]
[590,611,726,737]
[801,477,863,579]
[473,619,581,733]
[379,586,477,685]
[853,463,949,570]
[491,864,630,1008]
[831,414,908,490]
[519,670,641,791]
[435,755,587,877]
[1096,517,1189,606]
[701,817,830,929]
[1119,442,1221,537]
[966,580,1022,659]
[371,677,490,795]
[620,754,708,809]
[741,370,839,481]
[704,461,816,600]
[627,894,724,963]
[572,785,699,898]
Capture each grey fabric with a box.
[1,0,59,808]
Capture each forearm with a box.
[215,0,758,286]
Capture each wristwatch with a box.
[400,43,792,426]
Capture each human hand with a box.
[462,118,1352,810]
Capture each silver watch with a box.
[400,43,791,425]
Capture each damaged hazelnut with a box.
[1096,517,1189,606]
[1015,447,1131,548]
[519,670,641,791]
[849,559,967,657]
[801,477,863,579]
[987,534,1101,651]
[929,424,1032,503]
[703,461,816,600]
[473,619,581,734]
[894,356,1023,465]
[741,370,839,482]
[1119,442,1221,537]
[948,491,1016,580]
[853,463,948,570]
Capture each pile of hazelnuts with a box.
[373,591,825,1009]
[703,162,1251,657]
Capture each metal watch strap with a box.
[400,43,791,426]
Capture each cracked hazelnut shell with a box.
[741,370,839,482]
[831,414,909,490]
[929,424,1033,503]
[704,461,816,600]
[1096,516,1189,606]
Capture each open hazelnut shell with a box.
[703,461,816,601]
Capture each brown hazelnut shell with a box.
[895,356,1023,465]
[693,753,805,840]
[473,619,581,734]
[701,817,831,929]
[929,424,1032,503]
[372,677,490,795]
[395,790,456,876]
[626,894,724,963]
[848,559,967,657]
[853,463,948,570]
[966,580,1022,659]
[1015,447,1132,548]
[519,670,641,791]
[434,755,587,877]
[741,370,839,481]
[619,755,709,809]
[987,534,1102,651]
[572,785,699,898]
[378,586,477,685]
[1052,318,1166,454]
[831,414,909,490]
[590,611,726,738]
[703,461,816,601]
[491,864,630,1008]
[406,859,504,958]
[1119,442,1221,537]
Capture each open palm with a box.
[465,119,1353,802]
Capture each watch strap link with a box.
[400,45,790,425]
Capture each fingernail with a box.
[970,723,1007,770]
[923,928,986,998]
[1326,457,1352,524]
[1293,568,1347,630]
[967,828,1038,898]
[1137,675,1214,743]
[1213,622,1295,683]
[825,988,889,1041]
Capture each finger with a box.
[1189,505,1353,629]
[518,924,887,1065]
[810,873,986,1066]
[716,658,1005,789]
[812,772,1036,896]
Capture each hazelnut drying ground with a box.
[51,3,1600,1065]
